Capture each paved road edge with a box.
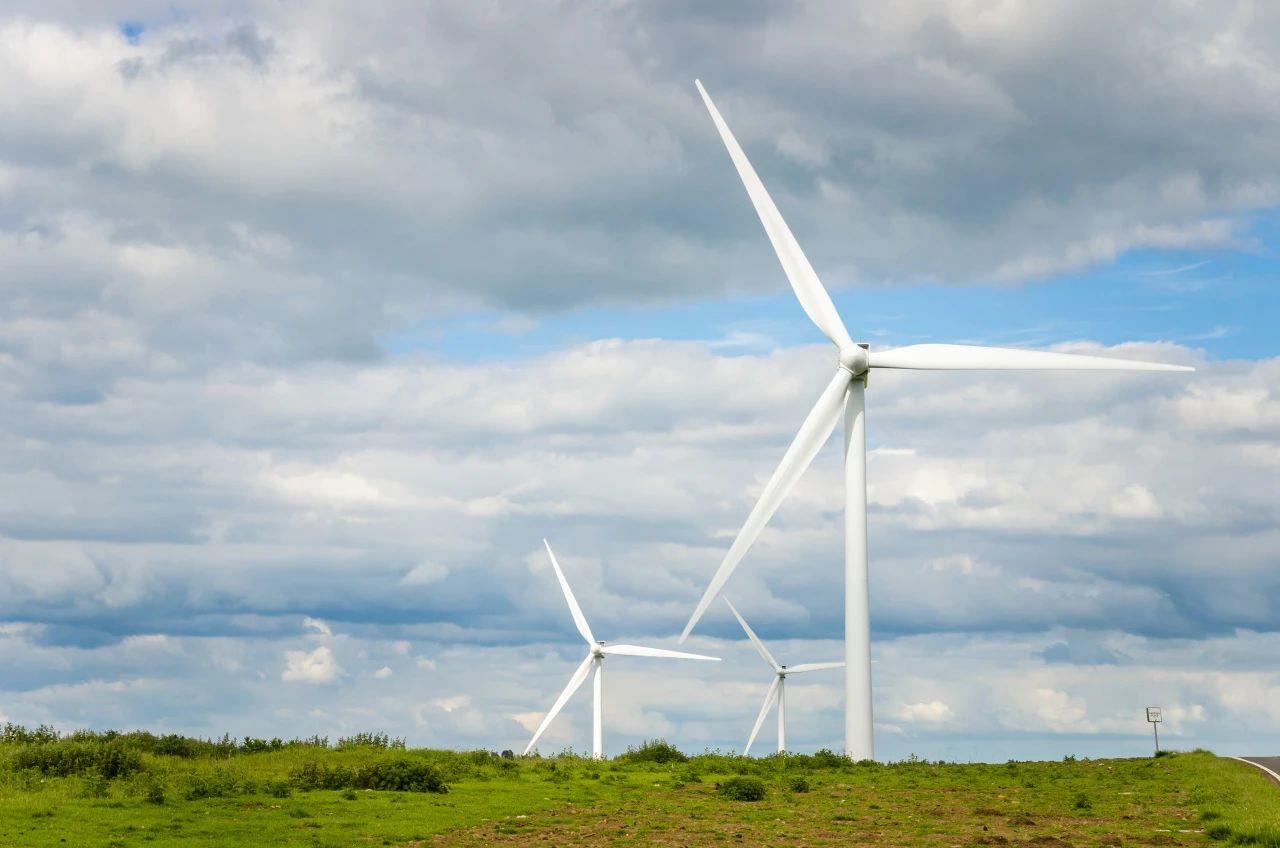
[1231,756,1280,787]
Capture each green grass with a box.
[0,726,1274,847]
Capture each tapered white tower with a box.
[679,81,1193,760]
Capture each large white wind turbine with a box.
[680,80,1194,761]
[524,539,720,759]
[726,599,842,755]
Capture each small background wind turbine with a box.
[726,599,842,755]
[524,540,719,759]
[680,80,1193,761]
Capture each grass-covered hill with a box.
[0,724,1275,847]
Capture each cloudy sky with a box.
[1,1,1277,761]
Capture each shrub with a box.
[142,776,166,805]
[336,732,405,751]
[357,759,448,793]
[290,761,355,791]
[290,758,448,794]
[1072,792,1092,811]
[718,776,767,801]
[80,773,110,799]
[11,738,142,779]
[267,779,293,798]
[789,775,811,793]
[618,739,688,765]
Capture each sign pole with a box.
[1145,707,1162,755]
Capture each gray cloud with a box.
[3,3,1280,371]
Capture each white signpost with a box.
[1146,706,1162,754]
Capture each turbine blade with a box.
[724,598,780,672]
[695,80,854,351]
[522,653,594,755]
[543,539,594,646]
[680,368,853,641]
[784,661,845,674]
[868,343,1194,372]
[744,676,782,756]
[600,644,720,661]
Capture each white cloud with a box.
[896,700,954,724]
[302,617,331,637]
[432,695,470,713]
[373,666,393,679]
[282,646,342,684]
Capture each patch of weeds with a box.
[286,807,311,819]
[1072,792,1093,811]
[789,775,811,793]
[1201,810,1223,822]
[717,776,766,802]
[266,779,292,798]
[80,773,110,799]
[341,789,358,801]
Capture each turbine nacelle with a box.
[838,345,868,376]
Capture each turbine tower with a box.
[525,539,720,759]
[726,599,842,755]
[679,80,1194,761]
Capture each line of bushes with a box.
[290,759,448,793]
[0,723,403,759]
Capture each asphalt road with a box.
[1237,757,1280,785]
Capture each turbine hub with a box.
[839,344,869,375]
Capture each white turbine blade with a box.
[724,598,779,672]
[744,676,782,756]
[696,80,854,351]
[680,368,853,641]
[543,539,594,645]
[600,644,720,661]
[784,661,845,674]
[522,652,594,755]
[868,343,1194,372]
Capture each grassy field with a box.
[0,726,1275,847]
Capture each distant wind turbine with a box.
[726,599,842,755]
[525,540,720,759]
[680,80,1194,761]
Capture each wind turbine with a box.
[524,539,720,759]
[726,598,842,755]
[679,80,1194,761]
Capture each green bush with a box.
[718,776,767,801]
[617,739,688,764]
[358,759,448,793]
[180,769,242,800]
[141,776,166,805]
[79,773,110,799]
[789,775,811,793]
[11,738,143,779]
[290,758,448,794]
[290,761,355,791]
[1072,792,1092,811]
